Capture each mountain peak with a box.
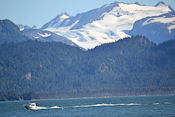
[59,13,70,19]
[109,1,119,5]
[134,2,140,5]
[0,19,20,33]
[102,2,117,8]
[41,12,70,29]
[155,1,167,7]
[54,12,70,21]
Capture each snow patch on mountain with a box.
[33,36,39,39]
[169,25,175,32]
[20,27,24,31]
[60,14,70,19]
[38,33,51,37]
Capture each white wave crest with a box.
[164,102,170,104]
[153,103,160,105]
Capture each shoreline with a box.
[1,93,175,103]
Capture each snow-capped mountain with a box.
[42,1,174,49]
[129,12,175,43]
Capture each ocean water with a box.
[0,95,175,117]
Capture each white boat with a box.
[24,103,47,110]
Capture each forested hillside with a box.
[0,20,29,44]
[0,36,175,101]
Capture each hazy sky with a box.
[0,0,175,27]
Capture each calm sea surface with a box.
[0,95,175,117]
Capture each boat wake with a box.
[71,103,141,108]
[50,106,62,109]
[26,106,62,110]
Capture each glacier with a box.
[42,1,174,49]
